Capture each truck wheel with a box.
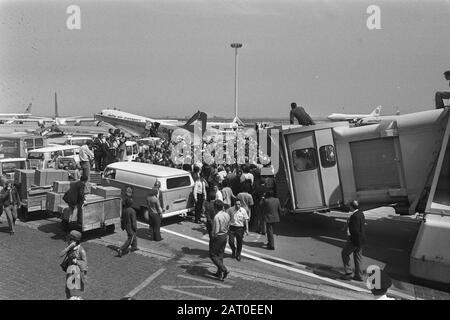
[106,224,115,233]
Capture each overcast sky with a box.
[0,0,449,119]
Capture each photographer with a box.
[0,181,21,235]
[60,230,88,300]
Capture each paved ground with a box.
[1,206,449,300]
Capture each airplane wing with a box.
[1,116,53,124]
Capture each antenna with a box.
[54,92,59,119]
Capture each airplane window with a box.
[292,148,318,172]
[319,145,336,168]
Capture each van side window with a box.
[292,148,318,172]
[104,168,116,179]
[167,176,191,189]
[133,144,138,154]
[65,149,75,156]
[126,146,132,156]
[319,145,336,168]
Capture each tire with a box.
[140,207,150,223]
[106,224,115,233]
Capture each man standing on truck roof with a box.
[435,70,450,109]
[79,141,94,181]
[289,102,315,126]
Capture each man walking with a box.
[0,181,21,235]
[117,186,138,257]
[79,141,94,181]
[227,199,249,261]
[210,200,230,281]
[62,176,88,227]
[341,200,366,281]
[260,191,281,250]
[289,102,315,126]
[435,70,450,109]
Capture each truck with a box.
[269,107,450,285]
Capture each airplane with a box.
[0,103,33,124]
[3,93,95,126]
[327,106,382,123]
[94,108,183,137]
[95,108,241,138]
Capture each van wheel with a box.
[141,208,150,223]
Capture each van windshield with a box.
[28,152,44,160]
[167,176,191,189]
[64,149,75,156]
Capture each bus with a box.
[0,133,47,159]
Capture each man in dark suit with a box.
[63,176,88,226]
[260,191,281,250]
[0,181,21,235]
[117,187,138,257]
[341,200,366,281]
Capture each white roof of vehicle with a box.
[0,158,26,162]
[106,162,190,178]
[28,145,80,153]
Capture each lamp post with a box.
[231,43,244,126]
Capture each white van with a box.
[102,162,194,218]
[123,141,139,162]
[27,145,80,170]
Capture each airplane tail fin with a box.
[25,103,32,114]
[371,106,382,116]
[184,110,207,134]
[54,92,59,119]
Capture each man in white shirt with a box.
[79,141,94,181]
[193,175,207,223]
[227,199,249,261]
[213,184,223,202]
[210,200,230,281]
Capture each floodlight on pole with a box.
[230,43,244,126]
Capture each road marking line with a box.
[177,274,232,288]
[137,222,367,292]
[138,221,418,299]
[123,267,166,299]
[201,234,210,240]
[161,285,217,300]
